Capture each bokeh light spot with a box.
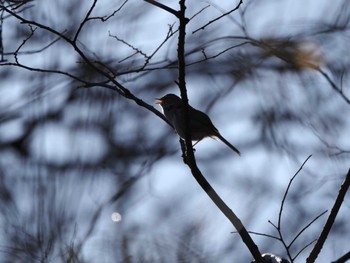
[111,212,122,222]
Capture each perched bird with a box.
[155,94,240,155]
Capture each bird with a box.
[155,94,240,155]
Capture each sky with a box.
[0,0,350,262]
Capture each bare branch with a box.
[0,61,86,83]
[73,0,98,42]
[266,155,312,262]
[13,24,36,63]
[332,251,350,263]
[88,0,128,22]
[144,0,179,17]
[189,4,210,20]
[6,34,62,56]
[293,239,317,261]
[192,0,244,34]
[187,42,250,67]
[176,1,262,262]
[278,155,312,230]
[245,230,280,241]
[0,4,170,129]
[307,168,350,262]
[318,68,350,104]
[289,210,328,249]
[108,31,149,61]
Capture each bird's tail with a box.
[216,133,241,156]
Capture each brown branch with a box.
[306,168,350,262]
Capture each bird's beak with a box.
[154,98,163,104]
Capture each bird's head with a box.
[155,94,182,111]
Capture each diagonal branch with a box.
[278,155,312,230]
[332,251,350,263]
[73,0,98,42]
[192,0,244,34]
[306,168,350,262]
[144,0,179,17]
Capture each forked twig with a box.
[192,0,244,34]
[278,155,312,229]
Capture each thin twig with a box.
[278,155,312,230]
[73,0,98,42]
[245,231,280,241]
[293,239,317,261]
[192,0,243,34]
[0,4,169,129]
[189,4,210,20]
[317,68,350,104]
[88,0,128,22]
[288,210,328,249]
[7,34,62,56]
[14,24,36,63]
[270,155,312,262]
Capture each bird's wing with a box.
[190,106,219,134]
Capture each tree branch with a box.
[332,251,350,263]
[176,1,262,262]
[307,168,350,262]
[0,4,172,128]
[144,0,179,17]
[192,0,244,34]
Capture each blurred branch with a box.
[4,0,33,10]
[318,68,350,104]
[0,6,4,62]
[74,164,147,255]
[187,42,250,67]
[7,34,62,56]
[307,168,350,262]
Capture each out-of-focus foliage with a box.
[0,0,349,262]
